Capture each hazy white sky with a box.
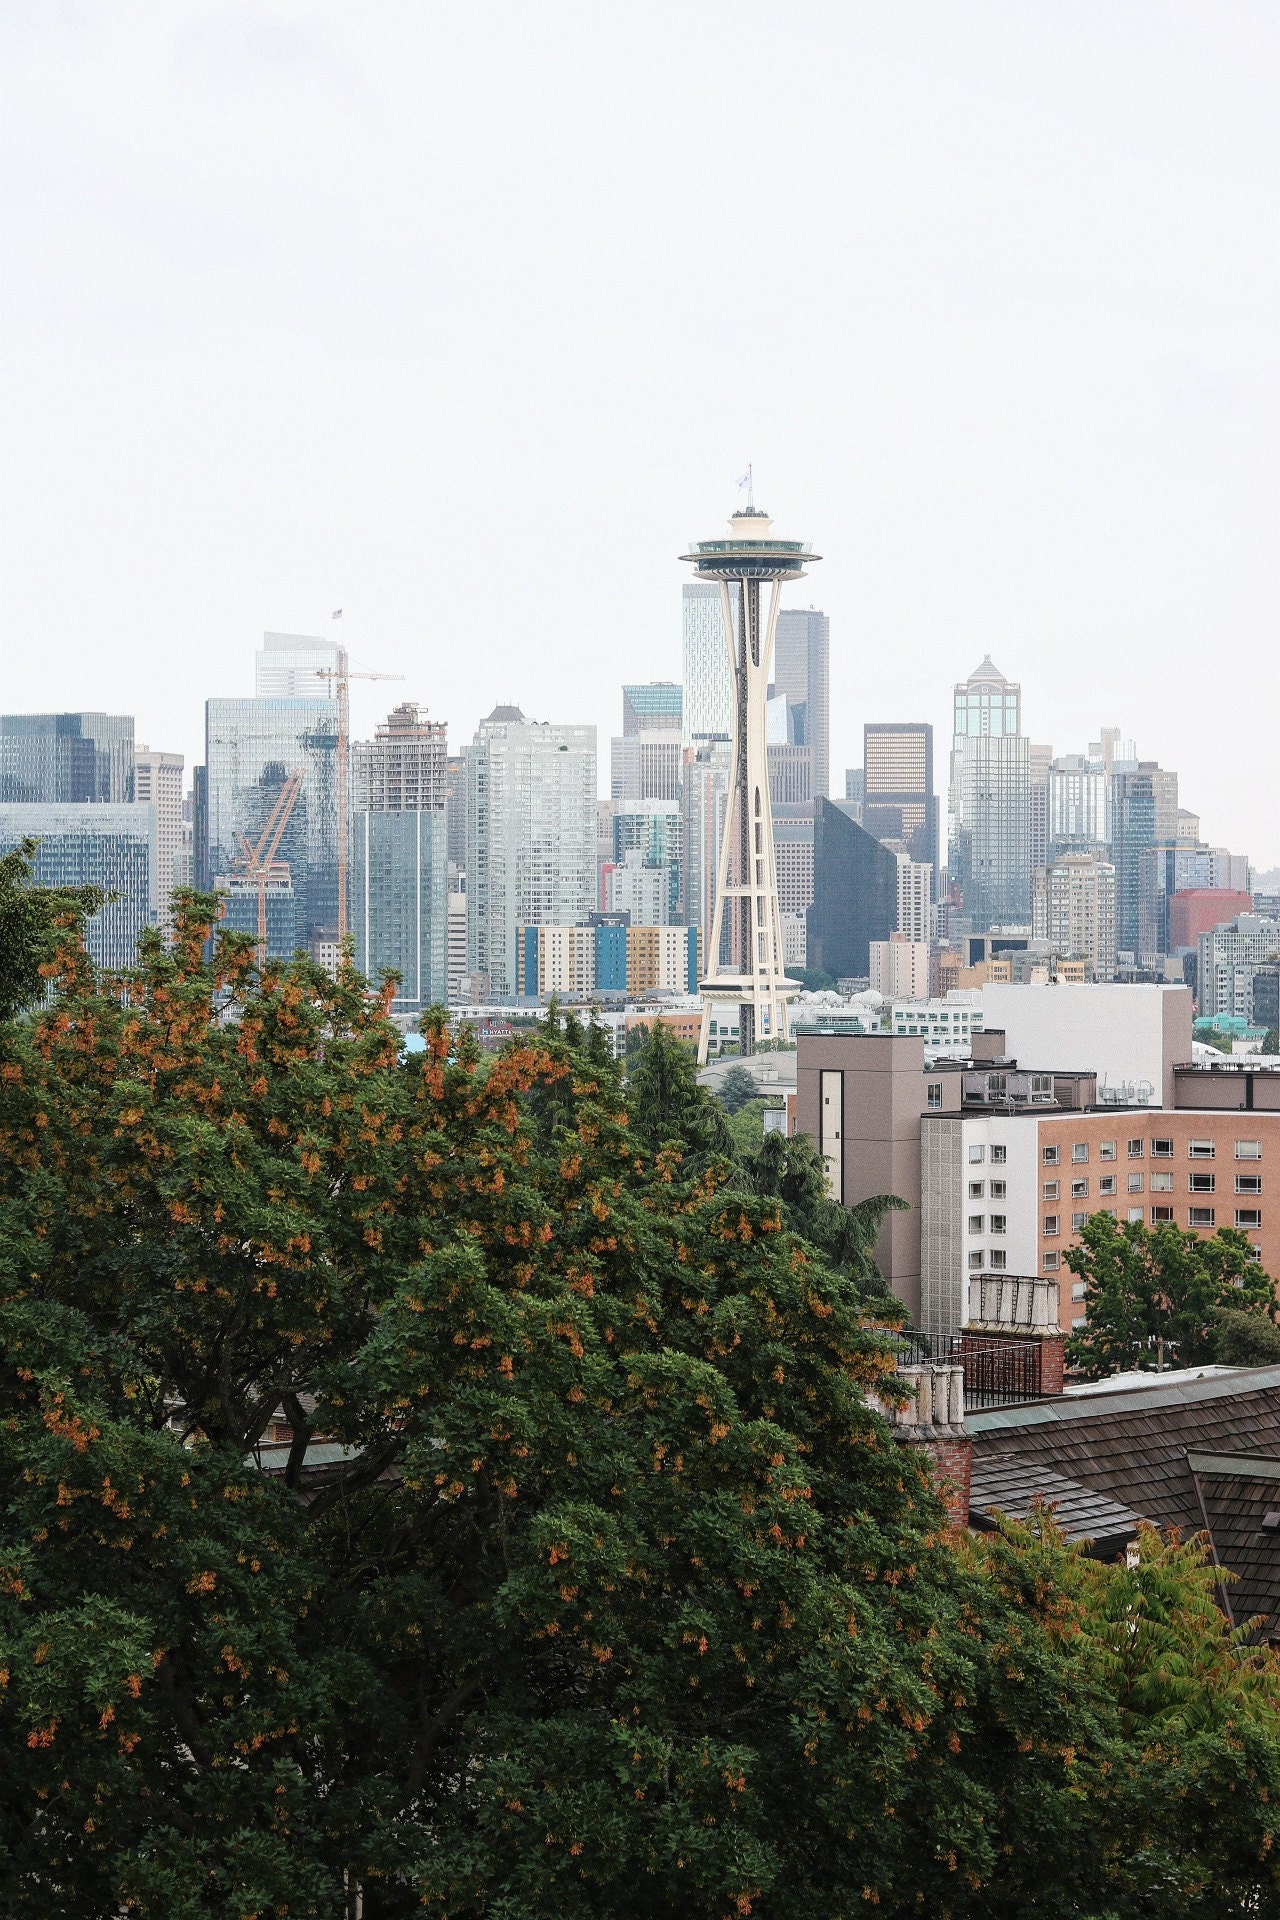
[2,2,1277,863]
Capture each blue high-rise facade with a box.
[0,802,155,970]
[351,808,448,1012]
[1,713,135,804]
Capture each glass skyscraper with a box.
[0,802,155,970]
[772,607,830,800]
[351,808,448,1012]
[1,713,135,805]
[204,697,339,951]
[948,657,1031,930]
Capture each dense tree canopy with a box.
[1,894,1278,1917]
[1065,1213,1276,1376]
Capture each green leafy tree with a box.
[1066,1213,1276,1377]
[1262,1027,1279,1057]
[1214,1307,1280,1366]
[3,903,1279,1915]
[0,838,101,1022]
[715,1063,759,1116]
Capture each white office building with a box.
[133,744,184,928]
[464,707,596,998]
[1198,916,1280,1020]
[606,849,670,926]
[897,857,932,943]
[890,996,985,1054]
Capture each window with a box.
[1072,1143,1089,1163]
[1042,1251,1060,1271]
[1188,1172,1215,1194]
[1072,1315,1087,1330]
[1150,1171,1173,1192]
[1188,1207,1215,1229]
[989,1248,1007,1270]
[1128,1173,1144,1193]
[1099,1175,1117,1196]
[968,1250,984,1271]
[990,1214,1007,1235]
[1071,1281,1087,1301]
[1151,1139,1173,1158]
[1043,1145,1060,1166]
[968,1144,985,1165]
[1128,1208,1145,1223]
[990,1179,1007,1199]
[1101,1207,1117,1218]
[1236,1209,1263,1230]
[1151,1206,1174,1224]
[1043,1180,1060,1200]
[1128,1138,1144,1159]
[1043,1214,1060,1236]
[968,1215,984,1234]
[1188,1140,1215,1160]
[1071,1179,1089,1199]
[1236,1174,1262,1195]
[1236,1140,1262,1161]
[1072,1212,1088,1232]
[927,1082,942,1110]
[969,1181,985,1199]
[1099,1141,1117,1162]
[990,1144,1007,1165]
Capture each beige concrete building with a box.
[132,744,183,928]
[1032,852,1118,981]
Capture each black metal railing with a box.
[885,1329,1046,1410]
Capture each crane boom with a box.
[317,652,405,942]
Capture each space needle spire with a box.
[680,492,821,1064]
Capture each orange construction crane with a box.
[319,647,405,940]
[235,770,303,967]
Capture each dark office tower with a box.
[773,607,830,799]
[1112,762,1178,955]
[191,766,209,891]
[0,712,134,804]
[807,796,899,980]
[862,722,936,876]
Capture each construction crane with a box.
[318,645,405,940]
[235,770,304,968]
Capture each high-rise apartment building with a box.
[680,744,731,961]
[204,695,339,951]
[681,582,733,748]
[1029,743,1053,875]
[353,703,447,812]
[896,858,932,944]
[870,934,929,1001]
[1,713,135,805]
[1197,915,1280,1021]
[0,802,155,969]
[948,658,1031,931]
[254,632,342,700]
[132,745,184,927]
[1112,761,1178,956]
[773,607,830,800]
[1032,852,1118,981]
[863,723,936,875]
[605,850,671,926]
[464,707,596,998]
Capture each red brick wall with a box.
[921,1437,972,1532]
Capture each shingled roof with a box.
[966,1365,1280,1635]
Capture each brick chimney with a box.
[885,1363,971,1531]
[962,1275,1066,1397]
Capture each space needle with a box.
[681,485,821,1064]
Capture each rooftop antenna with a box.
[736,463,754,511]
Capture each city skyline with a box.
[1,6,1275,867]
